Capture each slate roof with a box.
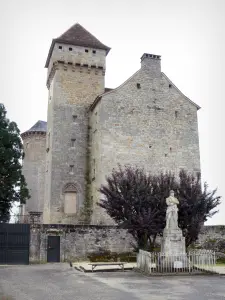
[21,120,47,137]
[45,23,111,68]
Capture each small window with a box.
[72,115,77,121]
[69,47,72,51]
[85,49,89,53]
[137,83,141,89]
[175,111,178,118]
[69,165,74,173]
[169,84,172,88]
[58,46,62,49]
[93,50,96,54]
[71,139,76,147]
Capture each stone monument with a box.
[160,190,188,269]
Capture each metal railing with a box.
[137,249,216,274]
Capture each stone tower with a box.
[21,120,47,218]
[43,23,110,224]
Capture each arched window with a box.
[63,183,77,214]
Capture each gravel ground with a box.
[0,264,225,300]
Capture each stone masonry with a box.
[29,225,135,263]
[89,54,201,224]
[28,225,225,263]
[21,24,201,225]
[21,121,47,215]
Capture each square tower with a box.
[43,23,110,224]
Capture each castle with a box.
[21,23,201,225]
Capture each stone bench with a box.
[88,262,126,272]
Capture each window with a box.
[137,83,141,89]
[85,49,89,53]
[169,84,172,88]
[175,111,178,118]
[64,192,76,214]
[58,45,62,49]
[69,47,72,51]
[93,50,96,54]
[69,165,74,173]
[72,115,77,121]
[63,183,77,214]
[71,139,76,147]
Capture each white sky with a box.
[1,0,225,224]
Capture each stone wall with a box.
[90,55,201,224]
[22,132,46,213]
[29,225,225,263]
[44,42,106,224]
[29,225,135,263]
[197,225,225,245]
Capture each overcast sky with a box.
[1,0,225,224]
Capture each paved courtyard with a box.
[0,264,225,300]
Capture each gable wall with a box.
[90,67,200,224]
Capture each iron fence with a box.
[137,249,216,274]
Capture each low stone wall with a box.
[29,225,135,263]
[197,225,225,244]
[29,225,225,263]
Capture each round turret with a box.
[21,120,47,217]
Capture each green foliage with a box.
[216,257,225,264]
[178,170,221,248]
[98,165,221,250]
[0,104,30,222]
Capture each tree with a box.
[98,165,221,250]
[178,170,221,247]
[98,165,177,250]
[0,104,30,222]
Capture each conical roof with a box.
[45,23,110,68]
[21,120,47,137]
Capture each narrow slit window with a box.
[175,111,178,118]
[71,139,76,147]
[69,165,74,173]
[137,83,141,89]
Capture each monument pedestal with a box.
[160,227,189,270]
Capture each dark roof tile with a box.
[21,120,47,137]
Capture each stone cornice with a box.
[21,131,46,139]
[46,60,105,88]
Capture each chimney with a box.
[140,53,161,77]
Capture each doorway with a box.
[47,236,60,262]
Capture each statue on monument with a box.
[165,190,179,230]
